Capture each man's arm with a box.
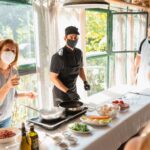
[79,68,87,82]
[131,53,141,84]
[50,72,69,93]
[134,53,141,73]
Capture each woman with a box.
[124,133,150,150]
[0,39,36,128]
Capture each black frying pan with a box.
[59,101,84,112]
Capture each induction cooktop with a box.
[27,108,87,130]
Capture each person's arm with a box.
[15,91,37,99]
[0,75,19,102]
[124,137,141,150]
[130,54,141,85]
[79,68,87,82]
[50,72,69,93]
[79,68,91,91]
[134,53,141,74]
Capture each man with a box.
[132,25,150,88]
[50,26,90,106]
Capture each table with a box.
[1,85,150,150]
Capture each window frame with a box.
[85,8,148,92]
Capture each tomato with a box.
[112,100,119,104]
[119,100,124,104]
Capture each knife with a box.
[128,92,150,97]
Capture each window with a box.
[85,9,110,95]
[0,1,38,126]
[85,9,148,96]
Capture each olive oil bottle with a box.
[20,122,31,150]
[28,124,39,150]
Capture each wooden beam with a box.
[106,0,150,12]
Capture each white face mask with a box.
[1,51,15,65]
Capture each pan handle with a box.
[22,104,40,113]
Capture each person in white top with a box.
[132,25,150,88]
[0,39,37,128]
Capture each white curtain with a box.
[32,0,85,108]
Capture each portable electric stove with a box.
[27,108,87,130]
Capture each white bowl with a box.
[97,103,119,119]
[0,127,19,144]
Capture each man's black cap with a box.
[65,26,80,35]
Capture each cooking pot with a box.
[59,101,85,112]
[23,105,65,120]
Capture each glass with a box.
[86,56,108,96]
[112,13,147,51]
[0,3,35,66]
[85,10,108,52]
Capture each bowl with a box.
[96,103,119,119]
[112,100,130,112]
[0,127,19,144]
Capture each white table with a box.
[1,86,150,150]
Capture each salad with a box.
[81,115,112,126]
[69,122,90,133]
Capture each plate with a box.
[0,127,19,144]
[80,116,111,126]
[68,122,92,134]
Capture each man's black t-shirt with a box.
[50,46,83,74]
[50,46,83,101]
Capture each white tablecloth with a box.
[1,86,150,150]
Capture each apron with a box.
[53,48,81,106]
[137,38,150,88]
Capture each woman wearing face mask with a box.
[50,26,90,106]
[0,39,37,128]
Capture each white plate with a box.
[0,127,19,144]
[80,117,111,126]
[68,123,92,134]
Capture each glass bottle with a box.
[20,122,31,150]
[28,124,39,150]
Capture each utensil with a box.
[23,105,65,120]
[128,92,150,97]
[59,101,95,113]
[59,101,83,112]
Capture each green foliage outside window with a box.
[86,10,107,52]
[85,10,108,95]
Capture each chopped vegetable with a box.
[70,123,89,132]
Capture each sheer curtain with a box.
[32,0,85,108]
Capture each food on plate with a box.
[69,122,90,133]
[112,100,130,112]
[0,128,19,144]
[0,129,16,139]
[97,103,119,119]
[81,115,112,126]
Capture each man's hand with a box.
[84,81,90,91]
[6,75,20,89]
[66,90,80,100]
